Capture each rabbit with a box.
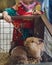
[24,37,44,63]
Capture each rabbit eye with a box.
[32,40,34,43]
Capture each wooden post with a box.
[41,14,52,36]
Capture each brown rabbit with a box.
[24,37,44,62]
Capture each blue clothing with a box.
[41,0,49,20]
[49,0,52,24]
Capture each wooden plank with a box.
[40,14,52,36]
[0,15,40,20]
[11,15,40,20]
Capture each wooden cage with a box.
[0,14,52,39]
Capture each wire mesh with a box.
[0,19,13,53]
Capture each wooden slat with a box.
[11,15,40,20]
[41,14,52,36]
[0,15,40,20]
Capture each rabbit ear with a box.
[39,39,44,43]
[24,40,29,46]
[38,38,44,51]
[39,43,44,52]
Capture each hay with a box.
[0,53,9,65]
[0,53,39,65]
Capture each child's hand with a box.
[2,11,12,23]
[33,10,42,15]
[36,10,42,14]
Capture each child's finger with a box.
[33,12,38,14]
[36,10,41,14]
[8,16,12,23]
[5,15,12,23]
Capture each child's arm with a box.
[2,5,17,23]
[3,11,12,23]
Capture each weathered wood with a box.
[0,15,40,20]
[11,15,40,20]
[41,14,52,36]
[33,17,44,39]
